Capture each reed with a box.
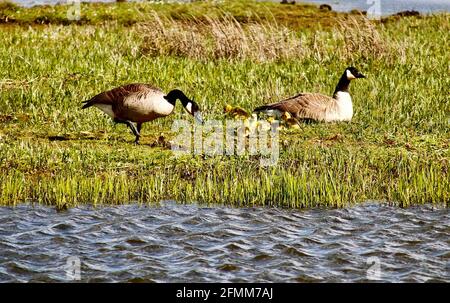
[139,13,305,62]
[139,13,403,62]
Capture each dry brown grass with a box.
[139,12,401,63]
[139,13,304,62]
[336,15,391,61]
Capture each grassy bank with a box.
[0,0,359,28]
[0,1,448,208]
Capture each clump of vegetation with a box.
[337,16,389,61]
[0,1,448,208]
[140,13,305,61]
[139,13,402,62]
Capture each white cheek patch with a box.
[185,102,193,114]
[346,69,356,80]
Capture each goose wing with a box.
[254,93,334,121]
[82,83,160,109]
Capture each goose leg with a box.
[113,118,140,144]
[126,121,140,144]
[135,123,143,144]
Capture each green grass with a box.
[0,0,351,28]
[0,1,448,208]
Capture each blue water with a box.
[9,0,450,15]
[301,0,450,15]
[0,203,448,282]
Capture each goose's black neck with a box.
[333,72,351,98]
[165,89,189,106]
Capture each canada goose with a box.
[82,84,203,144]
[253,67,365,122]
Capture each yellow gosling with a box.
[224,104,251,119]
[281,111,301,129]
[243,114,258,136]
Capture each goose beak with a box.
[194,111,203,124]
[356,72,366,78]
[184,100,203,124]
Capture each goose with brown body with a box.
[253,67,365,122]
[82,84,202,144]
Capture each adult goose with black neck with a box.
[82,84,203,144]
[253,67,365,122]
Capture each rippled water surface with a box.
[0,202,448,282]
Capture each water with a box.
[301,0,450,15]
[0,202,448,282]
[9,0,450,15]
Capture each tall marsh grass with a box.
[140,13,305,61]
[139,13,401,63]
